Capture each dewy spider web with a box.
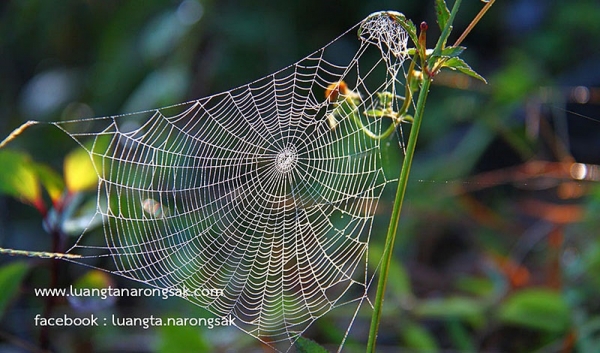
[41,11,408,350]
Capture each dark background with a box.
[1,0,600,352]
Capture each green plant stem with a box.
[366,2,468,350]
[366,76,432,353]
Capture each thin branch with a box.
[454,0,496,46]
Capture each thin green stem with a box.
[365,1,459,349]
[366,2,471,348]
[366,76,432,353]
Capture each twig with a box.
[454,0,496,47]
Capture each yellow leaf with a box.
[64,147,98,192]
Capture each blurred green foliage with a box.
[0,262,30,318]
[1,0,600,352]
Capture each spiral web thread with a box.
[53,11,409,350]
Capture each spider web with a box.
[53,11,410,350]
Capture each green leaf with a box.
[429,46,465,71]
[498,288,570,332]
[440,45,466,58]
[447,320,476,352]
[387,12,418,48]
[295,336,329,353]
[415,296,485,327]
[455,276,495,297]
[401,322,438,351]
[34,164,65,203]
[0,150,64,205]
[0,262,29,317]
[490,56,540,104]
[0,150,41,206]
[441,57,487,83]
[435,0,451,31]
[158,322,211,353]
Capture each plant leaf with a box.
[64,146,98,192]
[0,150,41,206]
[295,336,329,353]
[498,288,570,332]
[491,56,539,103]
[415,296,485,327]
[447,320,476,352]
[455,276,495,297]
[158,322,211,353]
[440,45,466,58]
[435,0,451,31]
[0,262,29,318]
[34,164,65,203]
[441,57,487,83]
[402,322,438,351]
